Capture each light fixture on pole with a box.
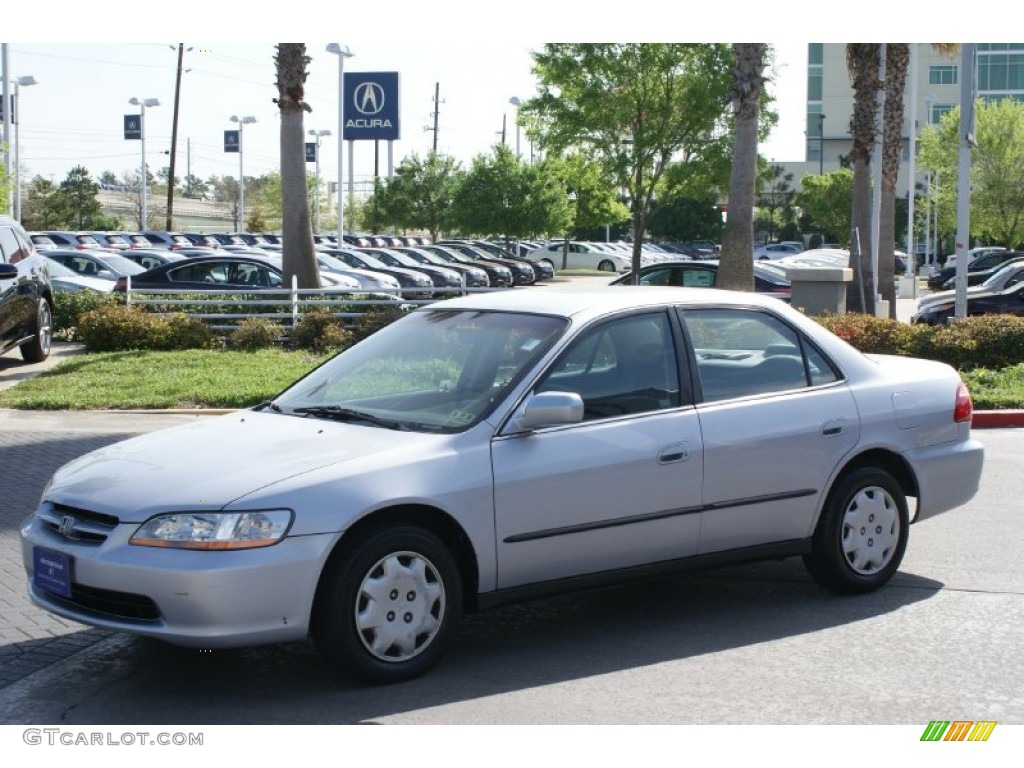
[327,43,354,244]
[509,96,522,158]
[129,97,160,228]
[12,75,37,222]
[229,114,256,231]
[308,129,331,234]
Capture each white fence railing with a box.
[122,275,496,331]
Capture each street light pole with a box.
[229,115,256,231]
[12,75,37,222]
[308,129,331,234]
[327,43,354,244]
[509,96,522,158]
[129,97,160,228]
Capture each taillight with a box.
[954,381,973,423]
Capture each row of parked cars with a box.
[26,230,559,299]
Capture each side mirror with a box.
[0,263,18,279]
[507,391,584,433]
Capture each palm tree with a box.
[846,43,881,314]
[718,43,768,292]
[274,43,320,289]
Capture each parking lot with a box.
[0,277,1022,736]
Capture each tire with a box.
[312,525,461,684]
[541,258,555,272]
[803,468,908,595]
[598,259,616,272]
[20,299,52,363]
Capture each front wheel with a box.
[313,525,461,683]
[597,259,616,272]
[803,468,908,594]
[20,299,52,363]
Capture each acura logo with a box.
[58,515,76,537]
[353,82,385,115]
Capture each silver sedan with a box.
[22,287,984,683]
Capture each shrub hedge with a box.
[813,312,1024,371]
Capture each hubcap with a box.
[841,486,899,575]
[39,303,52,355]
[355,551,445,662]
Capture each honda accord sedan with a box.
[22,287,984,683]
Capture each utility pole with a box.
[431,82,440,152]
[166,43,186,230]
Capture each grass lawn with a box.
[0,349,330,410]
[1,348,1022,411]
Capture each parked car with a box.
[140,231,200,250]
[44,259,116,293]
[420,245,513,287]
[395,247,491,289]
[916,260,1024,317]
[935,254,1024,291]
[610,259,792,301]
[927,249,1022,290]
[913,280,1024,325]
[524,241,631,273]
[1,215,53,363]
[21,286,984,683]
[111,255,360,292]
[440,241,536,285]
[466,240,555,281]
[38,231,108,250]
[359,247,465,296]
[85,232,134,251]
[941,246,1006,271]
[331,249,435,298]
[118,250,189,271]
[182,233,225,249]
[753,242,805,260]
[44,249,148,281]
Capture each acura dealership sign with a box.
[343,72,400,141]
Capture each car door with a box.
[678,307,860,554]
[491,309,704,588]
[0,225,30,347]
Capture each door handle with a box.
[822,418,846,436]
[658,442,690,463]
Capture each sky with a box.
[2,5,989,198]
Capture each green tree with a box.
[523,43,735,277]
[648,195,723,243]
[98,170,119,188]
[274,43,319,288]
[182,174,208,199]
[374,152,464,242]
[59,165,105,229]
[919,98,1024,250]
[20,175,69,229]
[796,169,854,244]
[756,162,796,244]
[450,144,571,240]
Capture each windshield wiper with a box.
[291,405,410,430]
[253,399,282,412]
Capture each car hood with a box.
[44,411,448,521]
[917,285,990,308]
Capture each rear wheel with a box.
[598,259,616,272]
[313,525,461,683]
[20,299,52,363]
[803,468,908,594]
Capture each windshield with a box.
[982,263,1022,288]
[274,309,567,432]
[99,254,148,275]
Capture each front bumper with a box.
[21,514,339,648]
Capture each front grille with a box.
[45,583,161,622]
[40,503,120,544]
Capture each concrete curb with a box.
[971,410,1024,429]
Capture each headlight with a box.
[130,510,293,550]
